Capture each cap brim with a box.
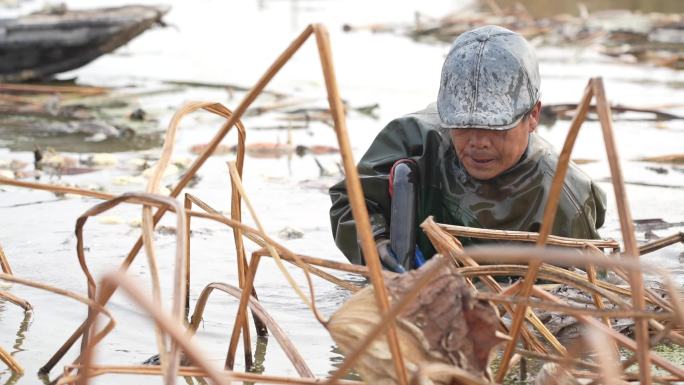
[440,114,524,131]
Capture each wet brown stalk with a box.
[587,327,624,385]
[225,252,263,375]
[0,272,116,377]
[496,79,595,381]
[184,193,269,335]
[0,82,108,95]
[188,282,313,377]
[412,363,489,385]
[439,224,619,249]
[77,271,233,385]
[457,265,643,308]
[422,217,562,355]
[0,345,22,374]
[513,348,600,371]
[474,292,673,320]
[0,242,13,274]
[73,192,186,385]
[188,207,358,292]
[58,365,362,385]
[183,197,253,371]
[225,161,326,370]
[593,77,650,385]
[638,232,684,256]
[40,23,408,380]
[0,291,32,311]
[312,24,408,385]
[532,286,683,379]
[251,248,363,292]
[40,102,246,374]
[416,228,684,380]
[183,194,192,320]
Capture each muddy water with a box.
[1,0,683,384]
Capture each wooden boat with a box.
[0,5,169,82]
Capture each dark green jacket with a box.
[329,104,607,265]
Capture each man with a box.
[329,25,606,270]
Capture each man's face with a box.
[450,102,541,180]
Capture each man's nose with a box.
[468,130,492,148]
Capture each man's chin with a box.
[462,164,501,181]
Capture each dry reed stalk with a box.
[586,263,612,325]
[0,272,116,377]
[439,224,619,249]
[40,102,247,374]
[58,365,362,385]
[531,286,684,379]
[421,217,563,355]
[186,192,364,294]
[183,195,192,320]
[0,272,115,332]
[661,274,684,328]
[225,252,262,374]
[638,232,684,256]
[0,345,22,374]
[4,22,408,380]
[586,327,624,385]
[226,120,256,370]
[412,363,489,385]
[188,282,313,377]
[585,249,620,357]
[572,371,680,383]
[593,78,650,385]
[262,252,367,275]
[611,323,673,383]
[141,101,231,383]
[411,240,684,379]
[0,82,109,95]
[43,23,406,380]
[312,23,408,385]
[252,248,362,292]
[586,243,674,312]
[184,193,268,337]
[496,79,595,382]
[514,348,600,371]
[0,290,32,311]
[0,242,13,274]
[0,177,128,201]
[457,265,638,307]
[444,247,681,336]
[225,161,326,370]
[474,292,672,320]
[77,271,233,385]
[73,192,186,385]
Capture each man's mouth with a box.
[470,157,494,165]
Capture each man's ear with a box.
[528,101,542,133]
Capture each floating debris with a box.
[638,154,684,164]
[540,103,684,127]
[344,5,684,70]
[188,143,233,156]
[634,218,684,231]
[278,227,304,240]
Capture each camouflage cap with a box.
[437,25,540,130]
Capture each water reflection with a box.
[249,336,268,375]
[1,309,32,385]
[327,345,361,381]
